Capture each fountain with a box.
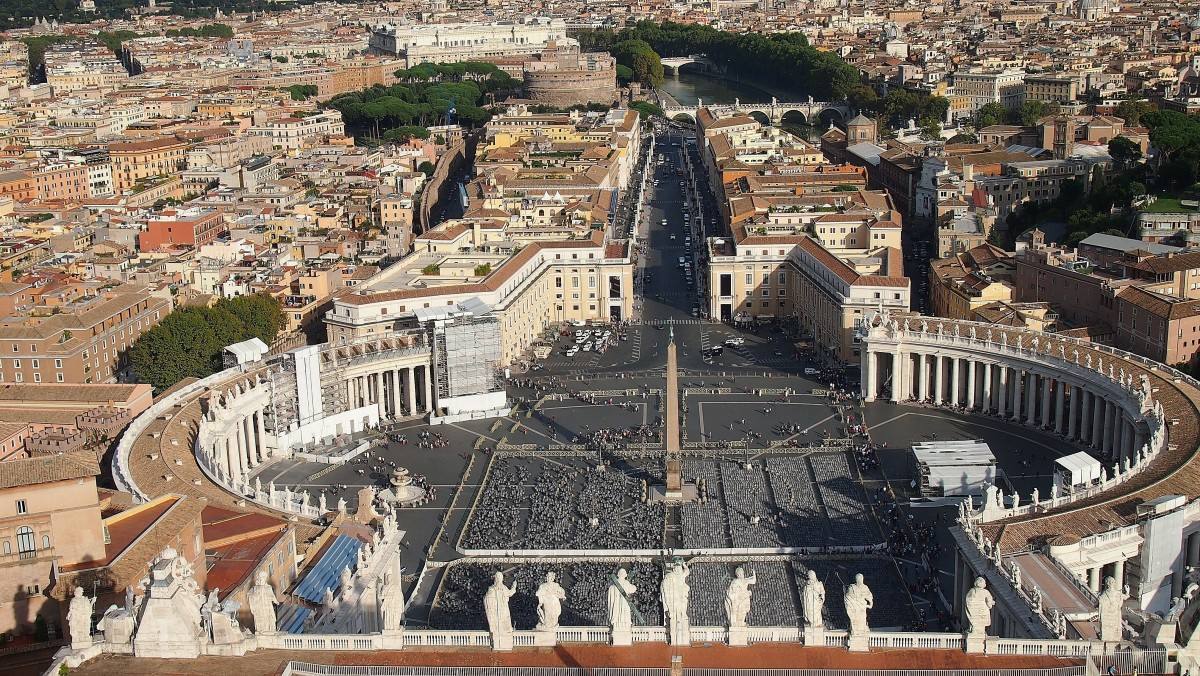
[379,467,429,507]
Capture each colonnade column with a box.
[967,360,977,410]
[1010,368,1023,421]
[224,437,238,484]
[1091,395,1105,449]
[1040,376,1052,428]
[1025,371,1037,425]
[1055,382,1066,434]
[934,355,944,405]
[918,354,929,402]
[1104,400,1117,455]
[950,358,961,407]
[1119,415,1133,464]
[997,367,1008,417]
[405,367,417,415]
[1075,389,1084,441]
[254,409,268,459]
[982,363,993,413]
[423,364,434,414]
[242,416,256,468]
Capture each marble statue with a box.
[661,561,691,644]
[1011,492,1020,511]
[607,568,637,635]
[845,573,873,637]
[248,570,279,634]
[724,566,756,628]
[337,497,347,514]
[1098,576,1125,642]
[483,572,516,649]
[319,492,327,513]
[802,570,826,629]
[340,565,353,595]
[1031,487,1040,506]
[67,586,95,649]
[964,578,995,637]
[1050,483,1059,500]
[377,563,405,633]
[535,572,566,631]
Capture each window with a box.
[16,526,35,559]
[1,541,8,555]
[16,499,27,514]
[41,535,50,550]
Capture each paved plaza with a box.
[248,126,1099,637]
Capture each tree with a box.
[417,161,434,176]
[975,102,1006,128]
[948,132,979,144]
[846,84,879,114]
[1108,136,1142,171]
[1015,100,1051,126]
[129,294,285,392]
[383,126,430,143]
[1115,100,1153,127]
[612,39,664,88]
[630,100,665,118]
[615,64,635,84]
[919,117,942,141]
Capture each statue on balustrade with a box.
[248,570,279,634]
[844,573,873,638]
[964,577,995,637]
[536,572,566,631]
[661,561,691,644]
[67,586,96,650]
[484,571,516,646]
[725,566,756,629]
[802,569,826,629]
[608,568,637,636]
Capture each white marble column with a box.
[1025,371,1037,425]
[934,356,945,405]
[1091,395,1105,449]
[242,416,257,467]
[967,360,977,410]
[918,353,929,401]
[375,372,386,417]
[422,364,434,413]
[1113,558,1125,588]
[1080,389,1093,443]
[1054,381,1066,434]
[997,367,1008,417]
[1119,416,1133,463]
[950,358,961,407]
[1010,368,1023,421]
[982,363,993,413]
[254,409,268,459]
[230,435,245,484]
[1068,386,1081,440]
[405,367,417,415]
[1040,376,1052,428]
[866,351,878,401]
[223,437,236,483]
[392,370,403,417]
[1102,400,1116,455]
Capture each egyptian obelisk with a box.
[664,325,683,498]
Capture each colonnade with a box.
[864,349,1147,467]
[346,364,435,419]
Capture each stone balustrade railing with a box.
[194,439,324,519]
[113,361,259,502]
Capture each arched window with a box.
[16,526,35,559]
[42,535,51,550]
[2,540,10,555]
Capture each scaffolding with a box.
[418,298,503,401]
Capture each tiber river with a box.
[656,70,820,142]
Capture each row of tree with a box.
[129,294,285,392]
[324,62,518,142]
[576,21,861,101]
[1142,109,1200,190]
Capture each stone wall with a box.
[525,68,616,108]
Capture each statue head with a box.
[807,570,818,582]
[734,566,746,579]
[974,577,986,590]
[74,586,85,599]
[255,570,269,586]
[854,573,864,584]
[617,568,628,580]
[1103,575,1117,593]
[493,572,504,584]
[546,572,556,582]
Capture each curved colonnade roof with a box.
[881,315,1200,553]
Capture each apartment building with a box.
[0,451,104,635]
[368,18,568,67]
[951,68,1026,112]
[138,208,227,252]
[248,110,346,151]
[107,136,189,193]
[0,285,171,384]
[928,243,1016,320]
[1023,74,1080,104]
